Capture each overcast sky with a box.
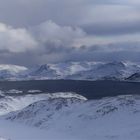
[0,0,140,66]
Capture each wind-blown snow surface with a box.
[0,93,140,139]
[1,61,140,81]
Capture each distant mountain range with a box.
[1,61,140,81]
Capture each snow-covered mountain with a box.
[26,61,140,81]
[0,92,86,116]
[1,93,140,140]
[1,61,140,81]
[0,64,28,80]
[126,72,140,82]
[4,94,139,129]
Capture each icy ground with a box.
[0,93,140,140]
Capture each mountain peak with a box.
[0,61,139,81]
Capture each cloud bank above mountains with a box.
[0,0,140,65]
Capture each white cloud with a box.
[0,23,37,53]
[32,20,86,47]
[0,20,86,55]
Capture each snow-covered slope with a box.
[4,94,139,127]
[2,94,140,140]
[5,97,85,128]
[0,92,86,116]
[0,94,50,115]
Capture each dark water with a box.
[0,80,140,99]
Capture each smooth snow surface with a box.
[0,137,8,140]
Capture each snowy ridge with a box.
[1,93,140,139]
[26,61,140,81]
[0,61,140,81]
[0,92,87,116]
[0,64,28,80]
[5,94,140,125]
[0,65,27,73]
[126,73,140,82]
[1,94,140,140]
[0,94,50,115]
[5,97,85,128]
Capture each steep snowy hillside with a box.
[0,94,50,115]
[0,92,86,115]
[5,97,85,128]
[2,94,140,140]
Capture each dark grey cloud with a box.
[83,21,140,36]
[1,41,140,66]
[0,0,91,27]
[0,0,139,65]
[0,0,139,28]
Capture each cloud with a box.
[0,0,139,65]
[0,21,87,65]
[0,23,37,53]
[32,20,86,48]
[0,0,139,36]
[81,4,140,35]
[0,20,140,66]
